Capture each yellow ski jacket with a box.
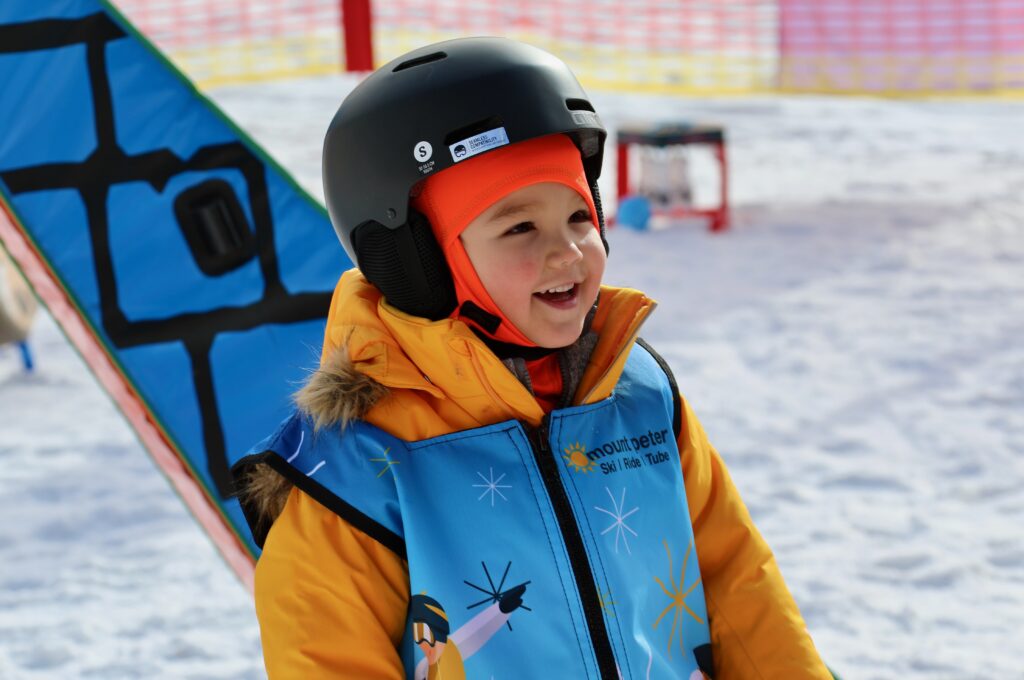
[244,270,831,679]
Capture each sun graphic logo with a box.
[563,442,595,473]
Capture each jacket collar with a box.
[321,270,657,427]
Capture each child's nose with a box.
[547,233,584,268]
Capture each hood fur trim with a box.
[236,346,388,532]
[295,344,389,432]
[234,461,294,540]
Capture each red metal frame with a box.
[615,128,730,232]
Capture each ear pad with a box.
[352,209,457,320]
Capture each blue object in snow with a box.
[616,195,652,231]
[18,340,33,372]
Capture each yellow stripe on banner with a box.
[374,29,778,95]
[171,33,342,89]
[778,52,1024,98]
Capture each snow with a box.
[2,74,1023,678]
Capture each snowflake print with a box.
[472,467,511,506]
[594,486,639,554]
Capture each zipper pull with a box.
[524,415,552,456]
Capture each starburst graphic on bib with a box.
[598,589,617,616]
[652,539,704,658]
[472,467,511,506]
[464,560,532,631]
[563,442,595,473]
[594,486,639,554]
[369,447,399,478]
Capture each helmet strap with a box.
[458,300,501,335]
[471,328,560,361]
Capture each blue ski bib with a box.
[241,343,712,679]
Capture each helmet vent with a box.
[566,98,595,112]
[393,51,447,72]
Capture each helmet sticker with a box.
[414,141,433,161]
[415,140,437,175]
[449,127,509,163]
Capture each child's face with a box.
[460,182,606,348]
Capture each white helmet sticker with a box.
[449,127,509,163]
[414,141,433,162]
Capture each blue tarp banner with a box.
[0,0,349,560]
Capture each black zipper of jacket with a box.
[526,415,619,680]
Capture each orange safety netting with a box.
[113,0,1024,96]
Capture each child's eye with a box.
[504,221,534,235]
[570,210,592,223]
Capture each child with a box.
[234,37,832,679]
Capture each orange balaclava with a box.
[411,133,600,347]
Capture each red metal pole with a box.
[617,141,630,199]
[712,139,729,232]
[342,0,374,71]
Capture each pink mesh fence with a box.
[779,0,1024,92]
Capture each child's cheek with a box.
[510,257,542,287]
[491,247,537,278]
[582,228,605,249]
[480,251,535,298]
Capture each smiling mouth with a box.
[534,282,580,305]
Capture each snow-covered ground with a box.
[2,75,1022,679]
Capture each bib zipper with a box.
[526,415,619,680]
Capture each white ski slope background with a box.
[1,76,1022,679]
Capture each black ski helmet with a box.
[322,37,607,320]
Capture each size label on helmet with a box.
[414,141,433,161]
[449,127,509,163]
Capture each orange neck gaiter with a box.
[526,354,563,412]
[410,134,599,347]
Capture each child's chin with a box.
[531,321,587,349]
